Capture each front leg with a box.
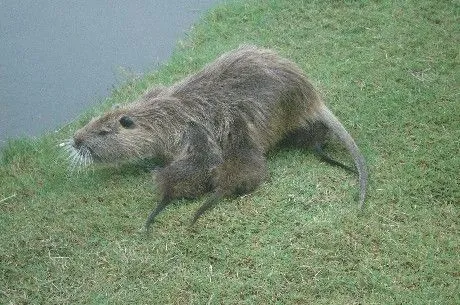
[145,196,171,231]
[145,121,222,230]
[145,169,175,231]
[190,150,268,225]
[145,159,216,230]
[191,116,269,224]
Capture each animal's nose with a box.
[72,135,83,149]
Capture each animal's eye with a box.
[119,116,134,128]
[98,129,110,136]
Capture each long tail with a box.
[318,105,368,208]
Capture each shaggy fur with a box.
[65,45,368,228]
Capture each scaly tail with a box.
[318,105,368,208]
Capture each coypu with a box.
[63,45,368,229]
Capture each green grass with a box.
[1,0,459,304]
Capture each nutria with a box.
[63,45,368,228]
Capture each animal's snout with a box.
[72,135,84,149]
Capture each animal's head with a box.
[61,106,159,167]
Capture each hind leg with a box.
[283,121,329,148]
[313,143,357,173]
[190,192,220,225]
[284,122,355,173]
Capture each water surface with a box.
[0,0,219,146]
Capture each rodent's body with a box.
[67,45,367,228]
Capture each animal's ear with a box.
[119,116,135,128]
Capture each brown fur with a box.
[191,116,269,225]
[145,121,222,227]
[66,45,368,228]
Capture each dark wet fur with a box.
[145,121,222,229]
[191,116,269,225]
[70,46,368,229]
[282,122,357,173]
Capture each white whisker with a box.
[60,138,94,172]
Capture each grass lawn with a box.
[1,0,458,304]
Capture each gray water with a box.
[0,0,220,146]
